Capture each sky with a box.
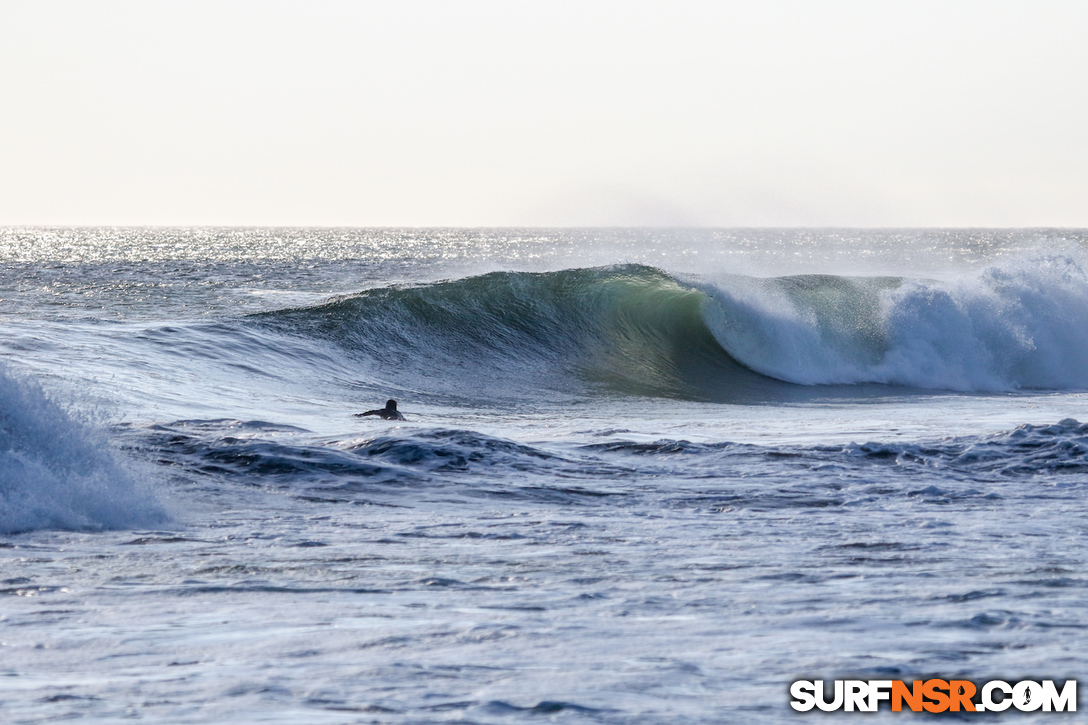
[1,0,1086,227]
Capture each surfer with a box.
[355,399,406,421]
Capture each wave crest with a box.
[0,367,167,534]
[703,247,1088,391]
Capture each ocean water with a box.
[1,227,1086,723]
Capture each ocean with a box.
[1,227,1085,722]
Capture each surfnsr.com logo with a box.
[790,679,1077,713]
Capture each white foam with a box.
[703,244,1088,392]
[0,366,168,534]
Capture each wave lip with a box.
[0,366,167,534]
[702,246,1088,392]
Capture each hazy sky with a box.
[1,0,1086,226]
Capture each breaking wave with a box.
[704,246,1088,391]
[0,366,167,534]
[247,246,1088,400]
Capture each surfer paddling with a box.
[355,399,406,421]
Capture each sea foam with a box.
[0,365,167,534]
[703,246,1088,392]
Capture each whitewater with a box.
[1,227,1086,722]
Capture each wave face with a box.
[255,248,1088,400]
[0,367,167,533]
[256,264,776,403]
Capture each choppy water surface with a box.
[1,228,1086,722]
